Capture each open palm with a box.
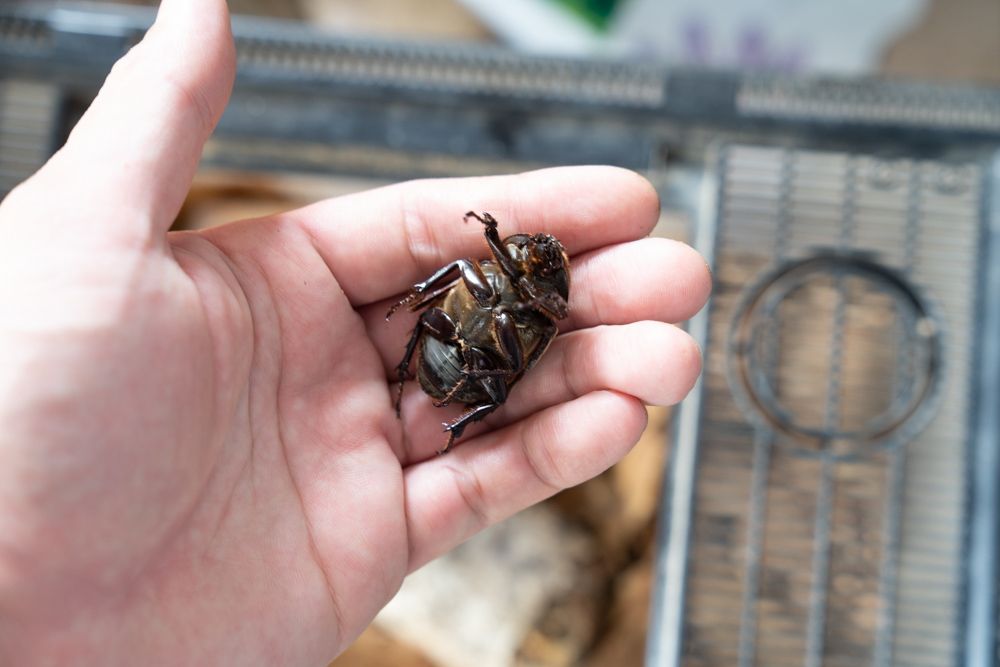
[0,1,710,664]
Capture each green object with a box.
[551,0,622,31]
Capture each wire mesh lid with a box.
[651,145,987,667]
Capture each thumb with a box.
[8,0,235,243]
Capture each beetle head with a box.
[527,233,569,293]
[502,233,571,317]
[522,233,571,319]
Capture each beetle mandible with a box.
[386,211,571,454]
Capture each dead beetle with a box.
[386,211,571,454]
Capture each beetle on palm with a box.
[387,211,571,453]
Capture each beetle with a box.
[386,211,571,454]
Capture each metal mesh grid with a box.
[0,80,58,198]
[737,76,1000,133]
[0,10,53,51]
[231,32,667,108]
[680,146,981,667]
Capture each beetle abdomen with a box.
[417,335,462,399]
[417,335,495,405]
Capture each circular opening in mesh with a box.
[727,254,943,458]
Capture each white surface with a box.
[455,0,603,56]
[374,504,594,667]
[457,0,931,75]
[610,0,931,74]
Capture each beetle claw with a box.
[436,429,457,455]
[386,294,415,320]
[463,211,498,230]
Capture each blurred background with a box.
[1,1,999,666]
[130,0,1000,82]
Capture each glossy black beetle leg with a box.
[440,402,502,454]
[438,320,554,453]
[437,344,511,454]
[521,321,558,374]
[463,210,497,229]
[394,307,458,417]
[452,310,526,385]
[393,280,456,315]
[513,281,569,320]
[436,344,509,407]
[493,310,525,374]
[465,211,523,285]
[386,259,495,320]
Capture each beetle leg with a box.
[436,346,510,454]
[394,307,458,417]
[522,321,558,374]
[386,262,459,319]
[459,369,516,379]
[397,279,457,314]
[460,314,555,380]
[432,352,472,408]
[465,211,523,285]
[463,210,493,226]
[440,402,503,454]
[435,344,507,407]
[455,309,527,383]
[438,309,540,404]
[513,285,569,320]
[493,310,525,374]
[437,321,552,451]
[433,377,467,408]
[386,259,495,320]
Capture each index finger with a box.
[282,166,660,306]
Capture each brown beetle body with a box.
[416,261,553,404]
[387,212,571,454]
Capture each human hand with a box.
[0,0,711,664]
